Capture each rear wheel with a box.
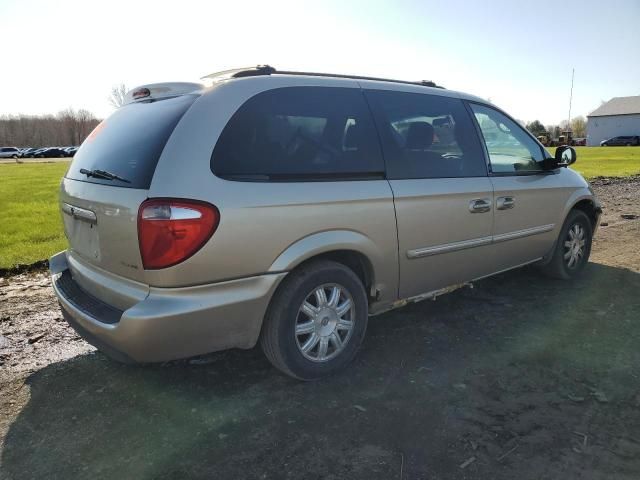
[260,260,368,380]
[540,210,593,279]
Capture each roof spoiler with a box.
[123,82,204,105]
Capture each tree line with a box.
[0,109,101,148]
[525,116,587,139]
[0,84,130,148]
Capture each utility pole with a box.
[567,68,575,131]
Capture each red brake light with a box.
[138,199,219,270]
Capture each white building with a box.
[586,96,640,146]
[587,95,640,145]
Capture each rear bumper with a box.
[50,251,286,363]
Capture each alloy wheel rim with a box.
[295,283,355,362]
[563,223,586,269]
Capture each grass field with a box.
[1,147,639,270]
[547,145,640,178]
[0,162,70,270]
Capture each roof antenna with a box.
[567,68,575,132]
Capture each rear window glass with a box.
[66,95,196,189]
[211,87,384,181]
[365,90,487,179]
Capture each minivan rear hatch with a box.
[61,90,199,283]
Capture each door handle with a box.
[469,198,491,213]
[496,196,515,210]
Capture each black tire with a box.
[540,210,593,280]
[601,143,607,147]
[260,260,368,380]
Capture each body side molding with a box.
[406,224,555,259]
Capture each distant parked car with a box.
[63,146,79,157]
[42,147,69,158]
[20,148,38,158]
[572,138,586,146]
[0,147,21,158]
[600,135,640,146]
[31,148,50,158]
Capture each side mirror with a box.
[555,145,577,167]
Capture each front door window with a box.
[470,104,545,174]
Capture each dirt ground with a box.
[1,177,639,480]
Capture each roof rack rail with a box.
[201,65,276,81]
[202,65,444,89]
[276,70,444,89]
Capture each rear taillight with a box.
[138,199,219,270]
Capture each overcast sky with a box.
[1,0,639,124]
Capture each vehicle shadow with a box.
[2,263,640,480]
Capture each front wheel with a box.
[260,260,368,380]
[540,210,593,279]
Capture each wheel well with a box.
[294,250,375,300]
[572,199,599,229]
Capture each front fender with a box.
[560,188,601,225]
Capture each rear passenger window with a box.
[364,90,487,179]
[212,87,384,181]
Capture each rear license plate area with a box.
[62,205,101,261]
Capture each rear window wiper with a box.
[79,168,131,183]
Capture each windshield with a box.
[66,94,196,189]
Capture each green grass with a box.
[0,162,70,270]
[0,147,639,269]
[548,146,640,178]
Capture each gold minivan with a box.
[50,66,601,379]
